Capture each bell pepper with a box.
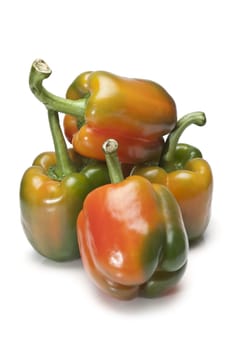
[29,59,177,164]
[20,152,89,261]
[77,139,188,300]
[21,65,110,261]
[132,112,213,241]
[20,111,110,261]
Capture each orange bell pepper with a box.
[29,59,177,164]
[132,112,213,241]
[77,139,188,300]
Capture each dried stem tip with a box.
[102,139,119,154]
[33,58,52,74]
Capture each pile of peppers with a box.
[19,59,213,300]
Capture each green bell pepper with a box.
[132,112,213,241]
[20,63,110,261]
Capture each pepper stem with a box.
[160,111,206,164]
[29,58,86,121]
[48,109,76,180]
[102,139,124,184]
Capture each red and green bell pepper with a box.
[132,112,213,241]
[77,139,188,299]
[29,59,177,164]
[20,63,110,261]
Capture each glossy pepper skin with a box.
[77,140,188,300]
[132,112,213,241]
[20,151,91,261]
[20,151,110,262]
[28,59,177,164]
[64,70,177,164]
[22,65,111,261]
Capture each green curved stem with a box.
[160,111,206,164]
[29,59,87,121]
[102,139,124,184]
[48,109,76,180]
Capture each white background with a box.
[1,0,233,349]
